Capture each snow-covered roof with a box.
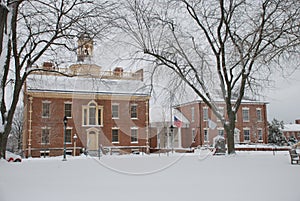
[174,98,268,108]
[26,73,150,97]
[282,124,300,132]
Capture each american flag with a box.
[174,116,183,128]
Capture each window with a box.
[42,101,50,118]
[218,129,224,137]
[112,104,119,119]
[242,108,249,122]
[65,128,72,144]
[257,129,263,141]
[203,107,208,121]
[204,129,209,142]
[41,128,50,144]
[64,103,72,118]
[130,104,138,119]
[192,128,196,143]
[191,107,195,122]
[243,129,250,142]
[256,108,262,122]
[112,128,119,143]
[131,128,138,143]
[217,107,224,122]
[82,101,103,126]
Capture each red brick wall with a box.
[176,101,268,147]
[23,95,150,157]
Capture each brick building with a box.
[151,100,268,149]
[22,34,151,157]
[176,100,268,147]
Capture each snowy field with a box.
[1,151,300,201]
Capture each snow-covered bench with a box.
[289,149,299,164]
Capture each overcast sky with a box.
[265,69,300,124]
[96,41,300,124]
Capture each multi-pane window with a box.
[42,101,50,118]
[256,108,262,122]
[112,128,119,143]
[64,103,72,118]
[257,129,263,141]
[112,104,119,119]
[65,129,72,144]
[130,104,138,119]
[131,128,138,143]
[82,101,103,126]
[191,107,195,122]
[41,128,50,144]
[192,128,196,143]
[243,129,250,141]
[203,107,208,121]
[204,129,209,142]
[242,108,249,122]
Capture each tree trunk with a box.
[225,108,236,154]
[0,131,8,159]
[226,125,235,154]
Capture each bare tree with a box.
[7,106,23,154]
[0,0,116,159]
[116,0,300,154]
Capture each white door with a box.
[87,131,98,151]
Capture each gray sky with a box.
[265,69,300,124]
[96,41,300,124]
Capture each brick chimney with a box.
[42,62,54,70]
[295,119,300,124]
[113,67,123,77]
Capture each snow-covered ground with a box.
[1,151,299,201]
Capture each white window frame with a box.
[112,103,119,119]
[203,107,208,121]
[41,127,50,145]
[112,127,119,144]
[64,102,72,118]
[257,129,263,142]
[256,108,262,122]
[243,128,250,142]
[242,108,250,122]
[204,128,209,142]
[191,107,195,122]
[65,127,73,144]
[131,127,138,144]
[82,100,103,126]
[130,104,138,119]
[42,101,51,118]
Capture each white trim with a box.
[243,128,251,142]
[131,127,138,143]
[112,103,119,119]
[191,107,195,122]
[256,108,262,122]
[42,100,51,103]
[130,104,138,119]
[242,107,250,122]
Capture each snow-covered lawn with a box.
[1,151,299,201]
